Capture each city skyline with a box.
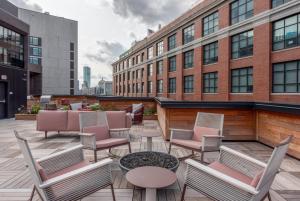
[8,0,200,87]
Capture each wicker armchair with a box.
[79,111,131,162]
[126,103,144,125]
[14,131,115,201]
[181,136,293,201]
[169,112,224,162]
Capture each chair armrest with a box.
[185,159,259,195]
[79,132,95,137]
[220,146,267,168]
[126,113,132,128]
[39,158,113,189]
[80,134,96,149]
[37,145,84,174]
[110,128,130,139]
[202,135,223,152]
[170,128,193,140]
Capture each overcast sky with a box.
[9,0,201,87]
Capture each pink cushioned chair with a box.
[181,136,293,201]
[79,112,131,162]
[169,112,224,163]
[14,131,116,201]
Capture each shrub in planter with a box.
[31,104,41,114]
[89,103,103,111]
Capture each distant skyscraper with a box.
[83,66,91,88]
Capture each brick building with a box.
[112,0,300,104]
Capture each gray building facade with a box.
[18,9,78,95]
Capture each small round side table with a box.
[126,166,177,201]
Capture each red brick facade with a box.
[112,0,300,104]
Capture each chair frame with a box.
[180,136,293,201]
[79,111,132,162]
[14,131,116,201]
[168,112,224,163]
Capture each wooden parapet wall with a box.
[157,104,256,141]
[257,110,300,158]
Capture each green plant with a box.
[144,108,156,115]
[89,103,103,111]
[62,105,70,111]
[31,104,41,114]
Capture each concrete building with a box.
[18,9,78,96]
[83,66,91,88]
[0,0,29,119]
[112,0,300,105]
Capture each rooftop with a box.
[0,119,300,201]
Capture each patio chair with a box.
[181,136,293,201]
[126,103,144,125]
[79,111,131,162]
[168,112,224,162]
[14,131,116,201]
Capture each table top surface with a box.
[126,166,177,189]
[139,131,161,137]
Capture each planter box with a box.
[15,114,37,121]
[143,114,158,120]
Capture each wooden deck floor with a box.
[0,119,300,201]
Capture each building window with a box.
[147,81,153,93]
[184,75,194,93]
[231,0,253,25]
[70,52,74,60]
[128,84,130,93]
[273,61,300,93]
[70,42,74,51]
[132,71,135,79]
[273,14,300,51]
[157,41,164,56]
[29,57,41,65]
[232,30,253,59]
[203,42,218,65]
[184,50,194,69]
[70,61,74,70]
[168,34,176,50]
[141,68,144,78]
[29,36,42,46]
[231,67,253,93]
[203,72,218,93]
[141,52,144,62]
[136,70,139,79]
[157,60,163,75]
[183,25,195,44]
[272,0,292,8]
[147,47,153,59]
[169,78,176,93]
[70,80,74,88]
[141,82,144,93]
[147,64,153,76]
[157,80,163,93]
[132,84,135,93]
[30,47,42,57]
[169,56,176,72]
[127,71,130,80]
[203,12,219,36]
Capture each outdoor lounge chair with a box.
[180,136,293,201]
[79,111,131,162]
[126,103,144,125]
[169,112,224,162]
[14,131,116,201]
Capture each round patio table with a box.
[126,166,177,201]
[139,131,161,151]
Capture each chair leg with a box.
[180,184,187,201]
[201,152,205,163]
[268,192,272,201]
[45,131,47,139]
[168,143,172,154]
[94,150,98,162]
[28,186,35,201]
[110,184,116,201]
[128,143,132,153]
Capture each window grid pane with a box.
[231,0,253,25]
[184,50,194,69]
[203,72,218,93]
[183,25,195,44]
[273,61,300,93]
[169,56,176,72]
[184,75,194,93]
[168,78,176,93]
[231,30,253,59]
[203,12,219,36]
[231,67,253,93]
[168,34,176,50]
[204,42,218,64]
[273,13,300,51]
